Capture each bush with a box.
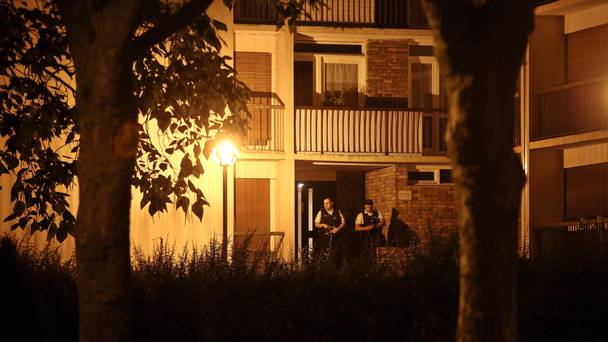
[3,231,607,341]
[0,235,78,342]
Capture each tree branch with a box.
[131,0,214,57]
[44,68,77,95]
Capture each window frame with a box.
[295,52,366,108]
[408,56,441,109]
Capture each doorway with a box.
[295,181,336,260]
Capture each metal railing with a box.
[233,231,285,260]
[234,0,428,29]
[531,77,608,141]
[243,92,284,152]
[530,218,608,260]
[295,107,447,155]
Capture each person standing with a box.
[355,199,386,254]
[314,197,346,261]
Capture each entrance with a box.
[295,181,336,261]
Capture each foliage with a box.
[4,232,608,341]
[0,1,78,241]
[133,2,250,220]
[0,0,251,240]
[0,235,77,341]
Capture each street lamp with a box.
[211,139,239,261]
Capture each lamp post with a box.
[211,139,239,261]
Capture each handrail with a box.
[533,218,608,230]
[234,0,429,29]
[295,107,444,155]
[531,76,608,141]
[242,92,285,152]
[249,91,285,107]
[296,105,447,112]
[535,76,608,95]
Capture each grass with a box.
[1,231,607,341]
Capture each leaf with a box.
[176,196,190,214]
[4,212,18,222]
[14,201,26,216]
[179,154,193,178]
[156,111,171,132]
[47,223,57,242]
[187,180,197,192]
[192,200,204,221]
[57,221,69,242]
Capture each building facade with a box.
[522,0,608,258]
[1,0,606,261]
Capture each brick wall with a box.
[366,40,409,107]
[365,166,397,220]
[336,171,366,221]
[365,165,457,244]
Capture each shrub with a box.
[3,230,606,341]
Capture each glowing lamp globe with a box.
[212,139,239,166]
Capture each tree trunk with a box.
[422,1,534,341]
[60,1,141,341]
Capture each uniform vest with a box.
[362,210,380,226]
[320,208,342,228]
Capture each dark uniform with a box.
[358,209,386,252]
[314,208,343,260]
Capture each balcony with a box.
[242,92,284,152]
[531,218,608,260]
[295,107,447,156]
[531,77,608,141]
[234,0,428,29]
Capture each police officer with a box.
[314,197,346,260]
[355,199,386,253]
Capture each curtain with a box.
[410,62,433,109]
[324,63,359,106]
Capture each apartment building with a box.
[2,0,605,261]
[230,0,456,259]
[522,0,608,258]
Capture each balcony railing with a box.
[234,0,428,29]
[295,107,447,155]
[530,218,608,260]
[243,92,284,152]
[531,77,608,141]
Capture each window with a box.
[294,52,365,108]
[408,170,435,183]
[439,169,452,184]
[408,56,441,109]
[407,169,453,184]
[324,63,359,106]
[410,62,433,108]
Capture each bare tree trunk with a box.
[422,1,534,341]
[59,1,141,340]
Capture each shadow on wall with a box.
[387,208,419,247]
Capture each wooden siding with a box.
[235,178,270,252]
[565,163,608,220]
[567,23,608,83]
